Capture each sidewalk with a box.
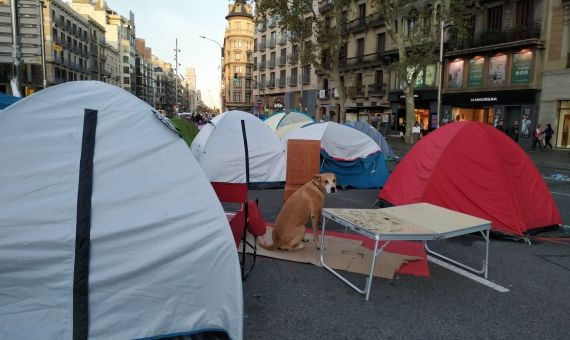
[385,135,570,172]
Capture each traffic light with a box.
[233,73,238,81]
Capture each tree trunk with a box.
[331,72,346,123]
[403,86,416,144]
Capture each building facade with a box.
[135,38,154,106]
[253,13,319,117]
[103,42,119,85]
[0,0,43,95]
[539,0,570,148]
[87,17,105,81]
[222,0,255,112]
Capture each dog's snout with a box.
[331,187,337,193]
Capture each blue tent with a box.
[0,92,21,110]
[344,121,397,160]
[321,149,390,189]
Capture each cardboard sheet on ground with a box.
[243,227,428,279]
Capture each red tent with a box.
[379,121,562,236]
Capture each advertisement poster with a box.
[468,57,484,87]
[511,51,533,84]
[448,60,464,88]
[521,108,532,138]
[489,54,507,85]
[425,64,436,87]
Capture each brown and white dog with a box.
[259,173,337,251]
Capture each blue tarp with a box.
[0,92,21,110]
[320,149,390,189]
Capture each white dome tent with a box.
[0,82,243,340]
[264,110,314,138]
[191,110,286,184]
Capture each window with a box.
[233,65,242,73]
[234,40,242,48]
[123,56,129,63]
[235,53,241,61]
[246,79,252,88]
[377,33,385,54]
[516,0,534,28]
[246,65,252,75]
[357,38,364,61]
[245,92,251,103]
[124,77,130,84]
[375,70,384,86]
[233,92,241,102]
[280,69,286,83]
[254,39,257,51]
[487,5,503,30]
[358,4,366,23]
[123,66,129,74]
[290,67,298,80]
[234,78,242,87]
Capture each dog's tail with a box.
[257,237,278,251]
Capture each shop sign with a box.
[511,51,533,84]
[470,97,498,103]
[468,57,484,87]
[399,93,420,99]
[489,54,507,85]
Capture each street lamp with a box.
[436,18,454,128]
[199,35,224,109]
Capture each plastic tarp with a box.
[0,92,21,109]
[282,122,380,160]
[344,121,396,160]
[191,110,286,183]
[379,121,562,235]
[169,116,199,147]
[0,81,243,340]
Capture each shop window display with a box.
[557,101,570,148]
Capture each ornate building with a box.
[222,0,255,112]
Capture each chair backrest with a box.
[286,139,321,185]
[211,182,248,203]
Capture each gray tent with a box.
[344,121,397,160]
[0,81,243,339]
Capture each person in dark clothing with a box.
[505,120,520,142]
[544,123,554,149]
[496,120,505,132]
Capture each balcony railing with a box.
[288,75,298,86]
[367,84,385,96]
[340,52,391,70]
[449,23,542,51]
[268,79,276,88]
[288,53,299,64]
[347,17,368,33]
[258,22,267,32]
[269,59,276,68]
[268,17,277,28]
[268,38,276,48]
[259,61,267,71]
[278,34,287,45]
[369,13,385,28]
[349,85,366,98]
[278,56,287,66]
[302,72,311,84]
[278,78,286,87]
[258,42,266,51]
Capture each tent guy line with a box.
[427,256,510,293]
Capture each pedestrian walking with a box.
[505,120,520,142]
[532,124,544,151]
[412,121,421,144]
[544,123,554,149]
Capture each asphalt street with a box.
[241,175,570,339]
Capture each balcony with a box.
[258,22,267,32]
[278,56,287,66]
[318,89,330,99]
[253,63,257,71]
[349,85,366,98]
[278,34,287,45]
[259,61,267,71]
[288,53,299,65]
[367,84,386,96]
[268,17,277,28]
[278,78,286,87]
[268,79,276,88]
[369,13,385,28]
[268,38,276,49]
[269,59,276,69]
[302,72,311,84]
[340,52,392,70]
[258,41,266,52]
[288,75,298,86]
[347,17,368,33]
[449,23,542,52]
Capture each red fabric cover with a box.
[228,209,246,248]
[379,121,562,235]
[211,182,248,203]
[246,201,266,236]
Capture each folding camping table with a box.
[319,203,492,301]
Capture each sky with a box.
[106,0,231,108]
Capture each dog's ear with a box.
[312,174,321,184]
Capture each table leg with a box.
[365,238,379,301]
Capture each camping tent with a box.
[264,110,314,138]
[344,121,397,160]
[378,121,562,236]
[0,81,243,340]
[0,92,21,109]
[191,110,286,184]
[169,116,199,147]
[282,122,390,188]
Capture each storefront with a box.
[442,89,540,140]
[388,89,438,132]
[556,101,570,148]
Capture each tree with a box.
[373,0,478,143]
[255,0,352,122]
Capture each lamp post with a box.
[39,0,47,89]
[199,35,224,110]
[437,18,454,128]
